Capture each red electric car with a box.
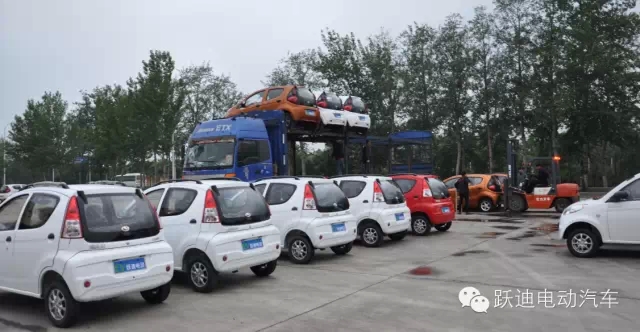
[391,174,455,236]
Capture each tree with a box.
[9,91,69,180]
[263,50,324,90]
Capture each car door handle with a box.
[363,200,369,203]
[292,207,298,211]
[48,233,55,240]
[5,236,11,242]
[190,219,197,224]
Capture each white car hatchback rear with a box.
[0,182,173,328]
[333,175,411,247]
[253,176,357,264]
[144,179,281,293]
[342,96,371,135]
[317,91,347,132]
[0,183,25,202]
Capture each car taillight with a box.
[287,88,299,104]
[202,189,220,223]
[343,105,352,111]
[317,100,327,108]
[423,179,432,197]
[302,184,316,210]
[61,196,83,239]
[2,187,9,193]
[373,182,384,202]
[488,185,496,191]
[144,196,162,229]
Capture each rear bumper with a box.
[63,242,174,302]
[319,108,347,126]
[345,113,370,129]
[206,225,281,273]
[379,208,411,235]
[308,217,357,249]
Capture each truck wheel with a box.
[509,195,526,212]
[479,198,494,212]
[567,228,600,258]
[554,198,571,213]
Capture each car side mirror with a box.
[611,191,629,202]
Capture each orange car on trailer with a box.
[225,85,319,129]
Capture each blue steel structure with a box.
[183,110,433,181]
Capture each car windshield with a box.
[348,97,366,113]
[427,178,450,199]
[296,88,316,107]
[81,193,159,243]
[215,186,270,225]
[323,92,343,110]
[312,183,350,213]
[185,136,235,169]
[379,180,405,204]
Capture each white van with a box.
[115,173,145,188]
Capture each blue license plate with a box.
[332,223,346,232]
[442,207,450,213]
[242,238,263,251]
[359,116,366,120]
[114,257,146,274]
[395,213,405,221]
[305,109,316,116]
[334,113,342,118]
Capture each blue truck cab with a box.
[183,117,277,181]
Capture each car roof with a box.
[68,184,138,195]
[254,176,335,185]
[333,175,391,181]
[145,179,250,191]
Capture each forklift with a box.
[503,140,580,213]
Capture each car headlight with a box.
[563,204,584,215]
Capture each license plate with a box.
[242,238,263,251]
[332,223,346,232]
[359,116,366,120]
[395,213,405,221]
[442,207,450,213]
[334,112,342,118]
[114,257,146,274]
[305,109,316,116]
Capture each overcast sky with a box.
[0,0,494,138]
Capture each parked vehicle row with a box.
[0,175,455,328]
[225,85,371,135]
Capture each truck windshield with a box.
[185,137,236,169]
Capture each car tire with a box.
[434,222,452,232]
[187,254,219,293]
[388,230,407,241]
[554,198,571,213]
[44,279,80,328]
[360,222,385,247]
[411,215,432,236]
[509,194,526,212]
[567,228,600,258]
[250,260,278,277]
[479,198,494,212]
[141,282,171,304]
[288,235,314,264]
[331,242,353,255]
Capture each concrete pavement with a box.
[0,216,638,331]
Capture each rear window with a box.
[339,180,366,198]
[215,186,270,225]
[295,88,316,107]
[321,92,343,110]
[394,179,416,194]
[379,180,405,204]
[347,97,366,113]
[427,178,450,199]
[312,183,350,212]
[81,193,159,243]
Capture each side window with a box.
[145,189,165,208]
[0,195,28,231]
[237,140,271,167]
[394,179,416,194]
[160,188,198,217]
[469,177,484,185]
[622,180,640,201]
[254,183,267,195]
[444,178,459,189]
[266,88,284,100]
[339,181,367,198]
[19,194,60,230]
[244,91,265,107]
[265,183,297,205]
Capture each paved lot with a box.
[1,214,639,332]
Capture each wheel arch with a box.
[182,248,208,272]
[563,221,603,244]
[40,270,64,298]
[284,229,311,248]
